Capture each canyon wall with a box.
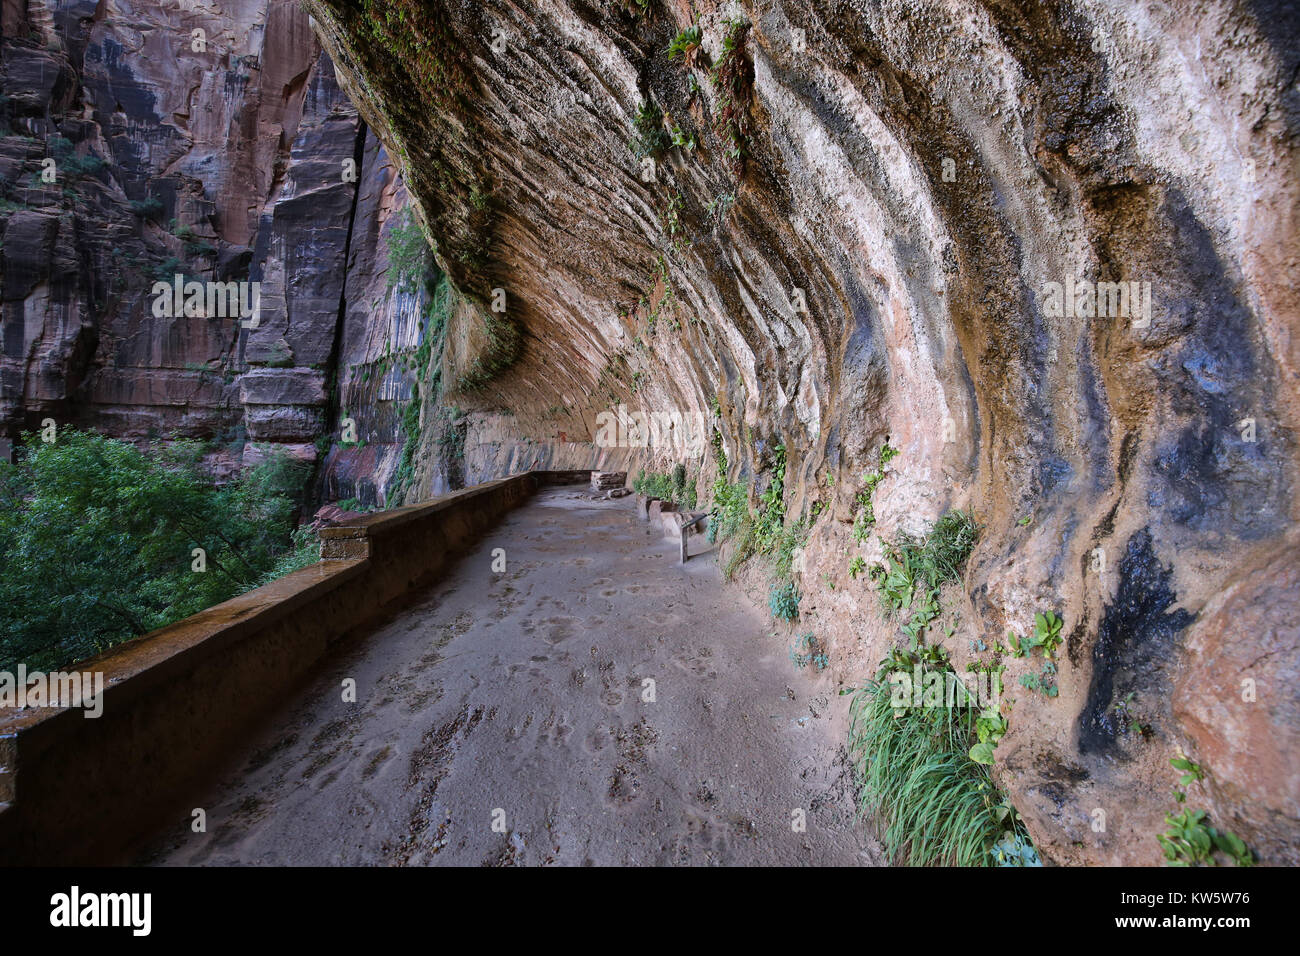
[3,0,1297,865]
[0,0,435,501]
[303,0,1300,864]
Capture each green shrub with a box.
[130,197,165,220]
[0,430,314,672]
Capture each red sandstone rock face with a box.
[0,0,425,499]
[304,0,1300,863]
[1174,541,1300,865]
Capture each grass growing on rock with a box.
[869,508,980,616]
[848,651,1037,866]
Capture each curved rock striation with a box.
[303,0,1299,863]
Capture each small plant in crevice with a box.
[1170,754,1205,792]
[1007,610,1063,697]
[705,190,736,225]
[851,441,900,544]
[669,125,697,152]
[632,100,671,159]
[968,697,1009,766]
[790,632,828,671]
[662,191,686,244]
[1112,691,1154,739]
[768,581,800,622]
[667,24,702,61]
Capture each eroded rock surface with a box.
[3,0,1296,864]
[303,0,1300,863]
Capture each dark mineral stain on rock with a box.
[1078,528,1195,756]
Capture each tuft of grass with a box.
[848,660,1034,866]
[924,508,980,584]
[869,509,979,618]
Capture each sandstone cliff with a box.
[2,0,1296,866]
[0,0,428,502]
[302,0,1300,864]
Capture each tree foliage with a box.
[0,430,316,672]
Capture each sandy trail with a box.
[141,488,880,865]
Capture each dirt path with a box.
[141,489,880,865]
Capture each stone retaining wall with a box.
[0,470,588,865]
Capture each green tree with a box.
[0,430,316,672]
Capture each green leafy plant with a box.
[969,703,1008,765]
[991,829,1042,866]
[1008,611,1063,657]
[1156,755,1252,866]
[130,196,164,220]
[848,555,866,579]
[1171,755,1205,788]
[1159,809,1252,867]
[768,581,800,621]
[667,24,702,60]
[633,466,696,509]
[850,442,905,543]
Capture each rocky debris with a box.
[590,470,626,493]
